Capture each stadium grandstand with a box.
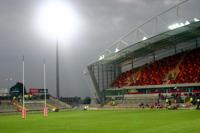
[86,0,200,108]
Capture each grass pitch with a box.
[0,109,199,133]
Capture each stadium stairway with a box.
[12,101,28,112]
[134,66,143,81]
[48,96,71,109]
[164,53,186,84]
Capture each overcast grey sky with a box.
[0,0,188,97]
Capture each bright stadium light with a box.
[142,37,147,41]
[168,23,180,30]
[194,18,200,22]
[115,48,119,53]
[36,0,80,39]
[168,21,191,30]
[35,1,81,98]
[185,21,190,25]
[179,23,184,27]
[99,55,105,60]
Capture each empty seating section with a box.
[113,48,200,88]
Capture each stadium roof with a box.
[94,21,200,65]
[88,0,200,66]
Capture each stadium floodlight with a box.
[36,1,81,98]
[36,1,80,38]
[179,23,184,27]
[185,21,190,25]
[142,37,147,41]
[168,24,174,30]
[168,23,180,30]
[194,18,200,22]
[168,21,191,30]
[99,55,105,60]
[115,48,119,53]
